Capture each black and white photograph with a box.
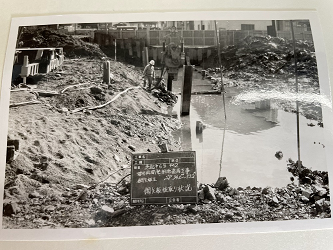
[1,12,332,233]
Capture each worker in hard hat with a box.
[142,60,155,92]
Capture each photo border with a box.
[1,10,333,241]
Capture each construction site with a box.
[2,20,330,229]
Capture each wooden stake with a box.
[180,65,193,116]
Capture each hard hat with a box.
[149,60,155,65]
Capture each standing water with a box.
[170,70,328,188]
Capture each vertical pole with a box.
[167,74,173,91]
[114,39,117,61]
[290,20,302,185]
[142,50,145,66]
[22,55,29,84]
[232,31,235,45]
[215,20,227,177]
[271,20,277,37]
[23,55,29,67]
[146,25,150,46]
[103,61,111,84]
[180,65,193,116]
[214,21,225,92]
[144,47,149,66]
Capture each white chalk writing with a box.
[143,184,193,195]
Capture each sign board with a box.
[130,151,197,205]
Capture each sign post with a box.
[130,151,197,205]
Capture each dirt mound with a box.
[3,57,183,229]
[205,35,318,80]
[17,28,106,58]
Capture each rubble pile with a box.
[205,35,318,81]
[151,89,178,105]
[287,159,329,186]
[3,171,329,228]
[17,28,106,58]
[3,161,330,228]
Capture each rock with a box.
[61,107,69,113]
[84,110,92,115]
[90,86,104,94]
[300,196,310,203]
[216,193,226,203]
[62,191,71,197]
[262,187,271,195]
[29,191,43,199]
[3,202,18,216]
[275,151,283,160]
[215,177,229,191]
[268,196,279,206]
[75,184,90,189]
[128,145,136,151]
[187,205,198,214]
[112,209,126,218]
[41,214,51,220]
[224,212,234,220]
[198,190,205,200]
[158,143,168,153]
[77,190,88,201]
[114,200,126,209]
[180,219,187,224]
[203,185,216,201]
[86,219,96,226]
[272,196,279,204]
[225,196,233,201]
[202,199,212,204]
[315,198,328,212]
[114,154,120,162]
[44,205,56,212]
[100,205,115,215]
[313,185,327,197]
[301,176,312,184]
[229,188,239,196]
[301,188,312,199]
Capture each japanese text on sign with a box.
[130,151,197,205]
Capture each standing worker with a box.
[143,60,155,91]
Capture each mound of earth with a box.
[3,57,184,228]
[17,28,106,58]
[204,35,318,81]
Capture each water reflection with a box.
[172,89,328,187]
[191,94,279,135]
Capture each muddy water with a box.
[170,70,327,188]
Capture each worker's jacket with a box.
[143,64,155,77]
